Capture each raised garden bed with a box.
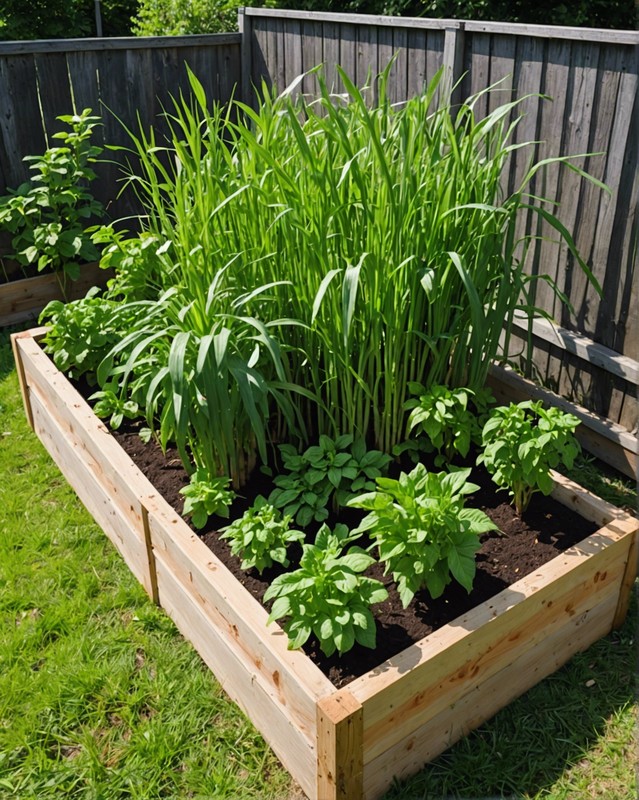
[12,326,639,800]
[0,262,111,327]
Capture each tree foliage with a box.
[0,0,137,40]
[274,0,636,30]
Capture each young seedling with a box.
[180,470,235,529]
[349,464,496,607]
[220,496,304,573]
[477,400,581,514]
[264,523,388,657]
[403,383,493,464]
[268,434,391,527]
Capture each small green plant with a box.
[0,109,106,287]
[219,496,304,573]
[349,465,497,607]
[477,400,581,514]
[268,435,392,527]
[403,383,493,464]
[180,470,236,529]
[264,523,388,657]
[90,385,139,430]
[39,287,126,379]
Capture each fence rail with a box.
[0,11,637,455]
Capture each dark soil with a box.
[111,420,597,688]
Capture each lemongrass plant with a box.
[108,64,603,464]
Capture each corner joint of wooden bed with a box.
[316,689,363,800]
[10,330,35,430]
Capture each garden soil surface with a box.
[110,420,597,688]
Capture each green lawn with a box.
[0,323,636,800]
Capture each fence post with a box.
[238,7,253,108]
[442,21,466,107]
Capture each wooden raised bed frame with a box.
[0,262,111,327]
[12,327,639,800]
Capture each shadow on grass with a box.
[383,586,637,800]
[0,322,31,382]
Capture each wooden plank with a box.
[317,691,363,800]
[391,26,409,105]
[468,32,491,118]
[238,8,252,105]
[511,312,639,384]
[244,8,462,34]
[377,25,394,101]
[10,331,35,429]
[322,20,341,95]
[362,590,618,798]
[356,22,378,103]
[338,23,358,91]
[33,52,74,143]
[0,34,242,56]
[0,264,111,327]
[301,19,321,96]
[243,9,638,45]
[486,33,516,113]
[442,24,464,102]
[283,18,303,99]
[405,29,427,100]
[463,20,639,45]
[548,469,631,526]
[146,502,333,732]
[251,19,270,96]
[612,527,639,628]
[351,525,633,756]
[28,387,154,596]
[15,333,160,536]
[153,555,319,800]
[0,54,44,190]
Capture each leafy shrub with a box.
[0,109,105,288]
[264,523,387,656]
[180,471,235,529]
[268,435,392,526]
[220,496,304,573]
[349,465,496,607]
[131,0,238,35]
[477,400,581,514]
[403,383,493,464]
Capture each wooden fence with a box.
[0,33,242,221]
[240,8,639,461]
[0,12,637,470]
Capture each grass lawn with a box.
[0,322,636,800]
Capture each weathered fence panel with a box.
[0,34,242,222]
[241,8,639,450]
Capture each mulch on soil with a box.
[112,421,597,688]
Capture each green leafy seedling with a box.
[403,383,493,464]
[477,400,581,514]
[220,496,304,573]
[264,523,388,657]
[269,435,391,526]
[349,464,496,607]
[180,470,236,529]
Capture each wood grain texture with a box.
[0,263,110,327]
[153,555,319,800]
[317,691,363,800]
